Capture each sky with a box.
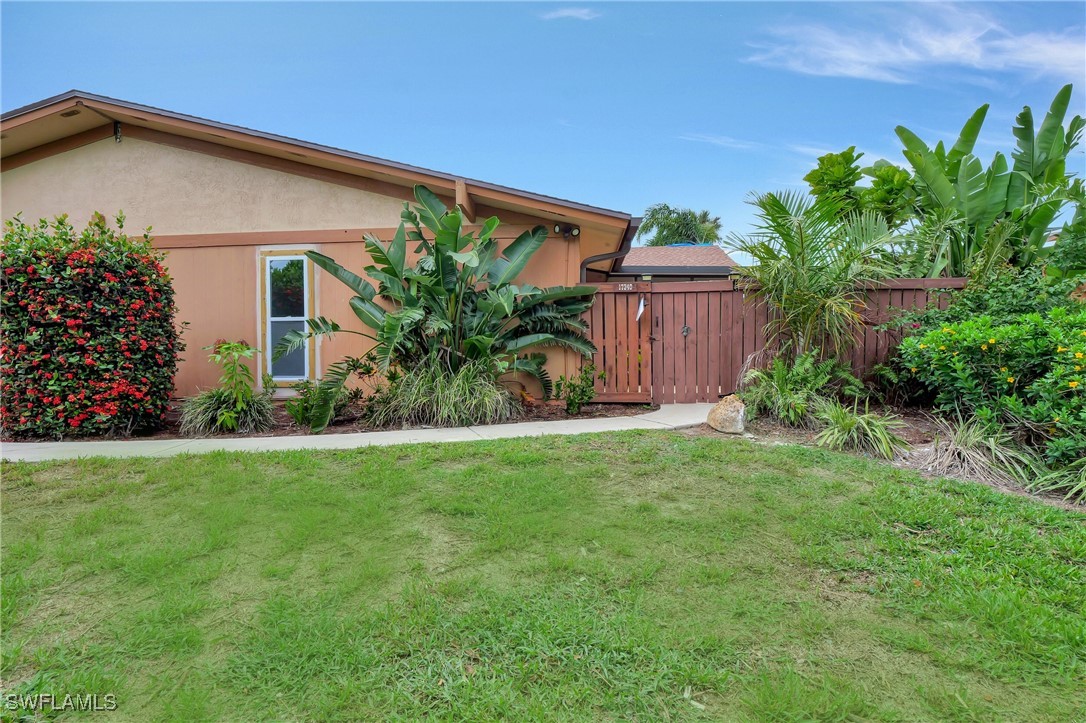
[2,1,1085,247]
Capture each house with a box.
[603,243,736,282]
[1,91,634,396]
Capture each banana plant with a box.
[894,84,1083,277]
[274,184,597,432]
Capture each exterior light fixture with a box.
[553,224,581,239]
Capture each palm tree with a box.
[727,191,894,359]
[637,203,722,246]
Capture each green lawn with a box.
[2,431,1084,721]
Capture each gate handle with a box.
[681,325,691,337]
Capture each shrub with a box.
[554,363,603,415]
[813,400,909,460]
[274,185,596,432]
[896,307,1086,465]
[363,359,521,429]
[179,341,274,436]
[911,416,1039,488]
[739,351,865,428]
[1,213,183,439]
[284,356,377,429]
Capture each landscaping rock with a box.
[707,395,745,434]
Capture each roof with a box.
[614,244,736,276]
[1,90,631,231]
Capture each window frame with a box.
[259,250,317,386]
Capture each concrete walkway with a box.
[1,404,714,462]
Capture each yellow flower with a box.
[1057,346,1068,353]
[1000,366,1008,372]
[942,328,951,333]
[981,344,988,351]
[918,343,927,349]
[1007,377,1015,383]
[939,345,947,351]
[1054,417,1061,423]
[988,338,995,344]
[1071,381,1080,389]
[1081,331,1086,337]
[1076,352,1084,360]
[910,367,918,373]
[1077,365,1083,371]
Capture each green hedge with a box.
[897,307,1086,465]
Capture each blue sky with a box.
[3,2,1084,245]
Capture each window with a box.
[261,253,314,382]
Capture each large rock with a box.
[707,395,745,434]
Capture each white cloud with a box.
[678,133,760,150]
[540,8,600,21]
[745,4,1086,84]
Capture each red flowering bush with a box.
[1,213,183,439]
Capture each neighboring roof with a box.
[614,244,736,276]
[1,90,631,231]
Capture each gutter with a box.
[579,217,641,282]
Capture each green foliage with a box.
[1032,456,1086,502]
[892,267,1083,331]
[913,416,1040,489]
[554,363,603,415]
[179,341,274,435]
[635,203,722,246]
[363,359,521,429]
[276,185,596,432]
[728,191,894,357]
[285,381,360,429]
[813,400,909,460]
[861,162,918,229]
[896,307,1086,467]
[1,213,183,439]
[890,85,1084,277]
[803,146,864,208]
[739,351,865,427]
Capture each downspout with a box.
[579,217,641,282]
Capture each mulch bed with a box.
[7,401,660,443]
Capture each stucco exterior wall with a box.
[1,137,406,234]
[3,137,590,399]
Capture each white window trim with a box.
[262,253,314,384]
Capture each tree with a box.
[727,191,895,359]
[636,203,722,246]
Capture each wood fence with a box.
[585,278,967,404]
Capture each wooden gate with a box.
[586,278,966,404]
[584,282,653,402]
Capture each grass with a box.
[2,430,1084,721]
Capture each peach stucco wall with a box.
[2,137,591,398]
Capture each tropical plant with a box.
[813,400,909,460]
[554,362,604,415]
[363,358,521,429]
[275,185,597,432]
[728,192,895,358]
[912,416,1039,488]
[1,213,183,439]
[739,351,865,427]
[1032,456,1086,502]
[179,341,274,436]
[892,84,1084,277]
[636,203,722,246]
[285,380,359,429]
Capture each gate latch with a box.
[681,325,691,337]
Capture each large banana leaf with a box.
[305,251,376,300]
[487,226,548,286]
[945,104,989,183]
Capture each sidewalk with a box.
[1,404,715,462]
